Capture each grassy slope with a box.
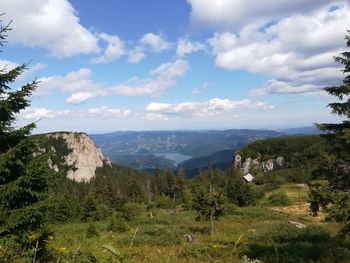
[48,183,339,262]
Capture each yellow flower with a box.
[212,244,226,249]
[58,247,67,253]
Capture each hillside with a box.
[90,129,285,171]
[235,135,329,183]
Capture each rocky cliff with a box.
[233,153,284,174]
[45,132,111,182]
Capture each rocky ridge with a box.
[46,132,111,182]
[233,154,284,174]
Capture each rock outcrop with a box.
[233,154,284,174]
[46,132,111,182]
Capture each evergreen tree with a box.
[311,31,350,239]
[0,20,53,259]
[175,167,187,201]
[192,186,225,236]
[192,162,225,236]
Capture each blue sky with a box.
[1,0,349,133]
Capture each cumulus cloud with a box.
[176,38,206,57]
[207,2,350,95]
[86,106,130,118]
[22,106,131,120]
[22,107,71,120]
[37,60,189,103]
[1,0,100,57]
[0,60,46,81]
[36,68,107,102]
[127,47,146,64]
[145,98,273,120]
[91,33,125,64]
[188,0,331,31]
[66,92,95,104]
[140,33,172,53]
[113,59,189,96]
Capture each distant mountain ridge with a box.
[90,127,321,173]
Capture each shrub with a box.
[268,192,291,206]
[107,216,129,233]
[86,223,99,238]
[224,203,238,216]
[156,195,173,209]
[241,223,332,263]
[121,202,143,221]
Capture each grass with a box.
[48,183,342,262]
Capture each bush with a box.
[156,195,173,209]
[241,223,332,263]
[86,223,99,238]
[96,203,112,220]
[107,216,129,233]
[268,192,291,206]
[121,202,143,221]
[224,203,238,216]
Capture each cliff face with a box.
[46,132,111,182]
[233,153,284,174]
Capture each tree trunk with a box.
[172,192,176,209]
[209,210,214,236]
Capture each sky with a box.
[1,0,349,133]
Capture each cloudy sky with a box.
[1,0,349,133]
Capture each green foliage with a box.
[107,216,129,233]
[192,183,226,236]
[81,196,98,222]
[156,195,173,209]
[226,177,253,206]
[312,30,350,239]
[224,203,238,215]
[0,18,53,259]
[121,202,143,221]
[86,222,99,238]
[242,223,332,263]
[268,191,292,206]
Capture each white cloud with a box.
[0,59,18,71]
[145,98,273,120]
[36,68,106,99]
[176,38,206,57]
[66,92,94,104]
[36,59,189,103]
[113,59,189,96]
[23,107,70,120]
[192,82,209,94]
[127,47,146,64]
[207,2,350,95]
[140,33,172,53]
[1,0,100,57]
[188,0,331,31]
[0,60,46,81]
[91,33,125,64]
[87,106,130,118]
[22,106,131,120]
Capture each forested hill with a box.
[235,135,330,183]
[90,127,322,175]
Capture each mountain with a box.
[90,129,285,172]
[280,126,322,135]
[39,132,111,182]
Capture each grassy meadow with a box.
[47,183,347,263]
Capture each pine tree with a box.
[0,20,52,259]
[311,31,350,239]
[193,162,226,236]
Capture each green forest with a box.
[1,15,350,263]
